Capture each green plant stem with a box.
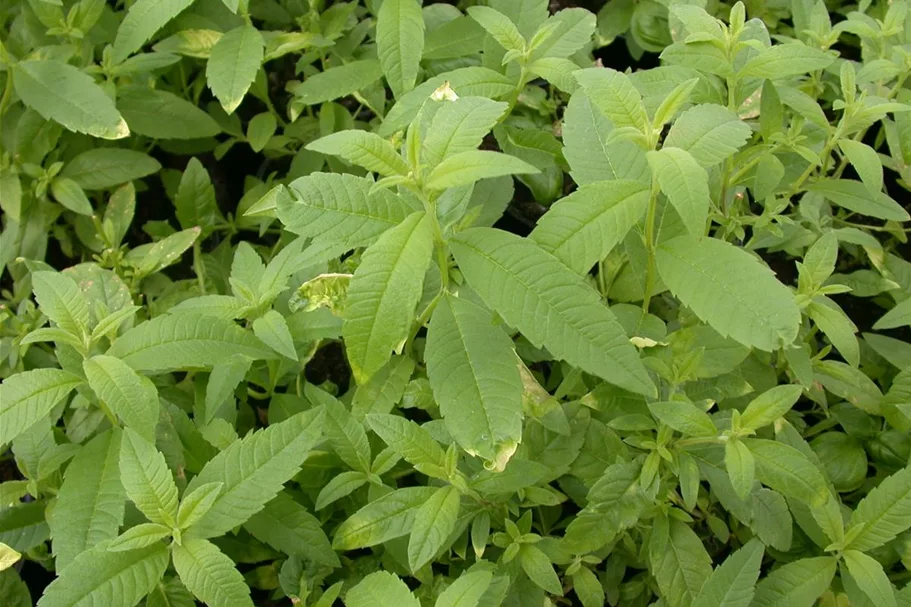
[193,240,207,294]
[640,179,661,316]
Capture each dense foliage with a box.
[1,0,910,605]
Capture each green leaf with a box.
[13,60,128,140]
[647,401,716,437]
[806,179,910,222]
[874,298,911,330]
[243,492,339,567]
[656,235,800,351]
[739,44,835,79]
[49,430,125,570]
[692,538,763,607]
[365,414,448,478]
[725,439,756,500]
[574,67,649,132]
[120,428,179,526]
[182,408,323,538]
[344,212,433,383]
[837,139,883,192]
[847,465,911,551]
[117,87,222,140]
[333,486,437,549]
[252,310,298,360]
[651,518,713,607]
[62,149,161,190]
[246,112,276,152]
[529,8,596,60]
[422,97,508,170]
[316,471,368,510]
[32,271,89,337]
[740,385,803,432]
[320,391,372,473]
[807,296,860,366]
[647,147,710,236]
[175,158,221,233]
[107,523,171,552]
[426,151,538,190]
[663,104,752,167]
[519,545,563,595]
[450,228,656,396]
[377,0,425,98]
[842,550,897,607]
[107,314,276,373]
[306,130,410,176]
[36,544,169,607]
[279,173,419,247]
[84,356,160,441]
[206,25,264,114]
[345,571,420,607]
[112,0,196,63]
[530,180,650,274]
[145,577,194,607]
[425,294,523,462]
[435,571,493,607]
[408,485,460,572]
[742,439,830,506]
[0,369,82,446]
[289,60,384,105]
[175,482,223,530]
[0,569,31,607]
[751,557,837,607]
[172,538,252,607]
[571,567,604,607]
[468,6,526,53]
[50,178,93,215]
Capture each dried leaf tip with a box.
[431,81,459,102]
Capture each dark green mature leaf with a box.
[243,492,339,567]
[62,149,161,190]
[117,87,222,140]
[751,557,837,607]
[112,0,196,63]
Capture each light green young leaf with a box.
[316,388,371,473]
[725,439,756,500]
[84,356,160,441]
[344,212,433,383]
[112,0,196,63]
[203,356,250,425]
[647,401,716,437]
[425,294,523,463]
[377,0,425,98]
[172,538,253,607]
[62,149,161,190]
[838,139,883,192]
[742,439,830,506]
[656,236,800,351]
[468,6,526,53]
[36,543,169,607]
[530,180,649,274]
[408,485,460,572]
[345,571,420,607]
[842,550,897,607]
[740,385,803,432]
[0,369,82,446]
[175,157,220,234]
[874,298,911,330]
[651,518,713,607]
[106,523,172,552]
[307,130,410,176]
[316,471,368,510]
[451,228,656,397]
[183,408,323,538]
[333,486,438,550]
[422,97,508,170]
[647,147,710,237]
[663,104,752,167]
[807,297,860,367]
[206,25,264,114]
[120,428,179,526]
[108,314,276,373]
[806,179,910,222]
[246,112,275,152]
[574,67,649,133]
[49,430,125,570]
[174,482,223,531]
[32,271,89,337]
[426,151,538,190]
[244,492,339,567]
[571,566,603,607]
[435,571,493,607]
[289,60,384,105]
[739,44,836,79]
[126,227,200,277]
[519,545,563,595]
[252,310,298,360]
[692,538,764,607]
[529,8,596,60]
[847,465,911,551]
[13,60,128,140]
[50,178,93,215]
[144,577,194,607]
[117,87,222,140]
[366,414,448,478]
[800,232,839,288]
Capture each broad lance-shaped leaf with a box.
[306,130,410,177]
[647,148,710,237]
[32,271,89,337]
[49,430,125,571]
[344,212,433,384]
[120,428,179,526]
[436,571,494,607]
[743,439,829,506]
[663,104,752,167]
[739,44,836,79]
[842,550,897,607]
[426,151,538,190]
[107,313,276,373]
[243,492,339,567]
[573,67,649,132]
[366,414,447,478]
[117,86,222,140]
[182,407,323,538]
[84,356,160,442]
[278,173,420,247]
[421,97,508,170]
[377,0,425,98]
[530,180,649,274]
[692,538,763,607]
[656,235,800,351]
[333,487,437,549]
[206,25,264,114]
[61,148,161,191]
[112,0,196,63]
[346,571,420,607]
[751,557,837,607]
[13,61,129,140]
[172,538,252,607]
[288,59,384,106]
[408,485,460,572]
[425,294,523,463]
[846,464,911,551]
[806,179,909,222]
[467,6,526,53]
[0,369,82,446]
[36,543,170,607]
[651,518,713,607]
[450,228,655,397]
